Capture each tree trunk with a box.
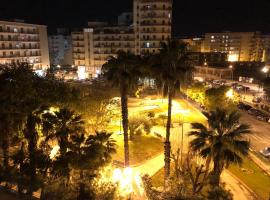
[120,83,130,167]
[2,137,10,172]
[164,88,173,182]
[211,157,222,186]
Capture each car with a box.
[237,103,252,111]
[247,108,261,116]
[257,114,270,122]
[252,97,262,103]
[260,147,270,158]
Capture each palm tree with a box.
[151,40,193,181]
[189,109,250,186]
[43,108,84,156]
[102,51,142,167]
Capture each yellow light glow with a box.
[226,89,234,99]
[50,145,60,159]
[262,66,269,73]
[228,54,239,62]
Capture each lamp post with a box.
[262,66,269,78]
[229,65,234,81]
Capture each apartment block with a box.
[49,33,72,66]
[72,24,135,78]
[0,20,50,70]
[204,32,269,62]
[134,0,172,55]
[71,0,172,78]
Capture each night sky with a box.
[1,0,270,36]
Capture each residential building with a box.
[188,52,228,67]
[71,0,172,78]
[180,37,205,52]
[133,0,172,55]
[203,32,270,62]
[49,29,72,66]
[0,20,50,70]
[118,12,133,26]
[194,66,233,81]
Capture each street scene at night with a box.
[0,0,270,199]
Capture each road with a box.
[239,110,270,152]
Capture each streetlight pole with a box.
[229,65,234,81]
[180,116,184,166]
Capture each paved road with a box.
[239,110,270,152]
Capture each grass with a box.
[228,157,270,200]
[112,135,163,166]
[151,166,165,187]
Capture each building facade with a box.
[204,32,270,62]
[48,34,72,66]
[71,0,172,78]
[133,0,172,55]
[0,20,50,70]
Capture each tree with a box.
[205,86,238,111]
[150,40,193,181]
[43,108,84,157]
[0,63,77,179]
[129,115,153,140]
[189,109,250,186]
[102,51,142,167]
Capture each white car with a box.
[260,147,270,158]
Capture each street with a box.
[239,110,270,152]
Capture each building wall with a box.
[134,0,172,55]
[71,0,172,78]
[203,32,267,62]
[48,34,72,66]
[0,20,50,70]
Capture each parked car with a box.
[256,114,270,122]
[260,147,270,158]
[237,102,252,111]
[247,108,261,116]
[252,97,262,103]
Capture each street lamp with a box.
[262,66,269,78]
[229,65,234,81]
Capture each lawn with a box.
[228,157,270,200]
[112,135,163,166]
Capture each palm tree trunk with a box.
[2,136,10,172]
[164,88,173,182]
[211,157,222,186]
[120,83,130,167]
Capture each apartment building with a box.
[204,32,270,62]
[49,33,72,66]
[0,20,50,70]
[72,24,135,78]
[71,0,172,78]
[134,0,172,55]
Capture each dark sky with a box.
[1,0,270,36]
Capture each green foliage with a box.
[129,114,154,140]
[189,109,251,186]
[186,82,207,105]
[205,86,237,111]
[207,186,233,200]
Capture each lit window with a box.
[146,42,150,48]
[211,36,215,39]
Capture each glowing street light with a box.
[226,89,234,99]
[262,66,269,73]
